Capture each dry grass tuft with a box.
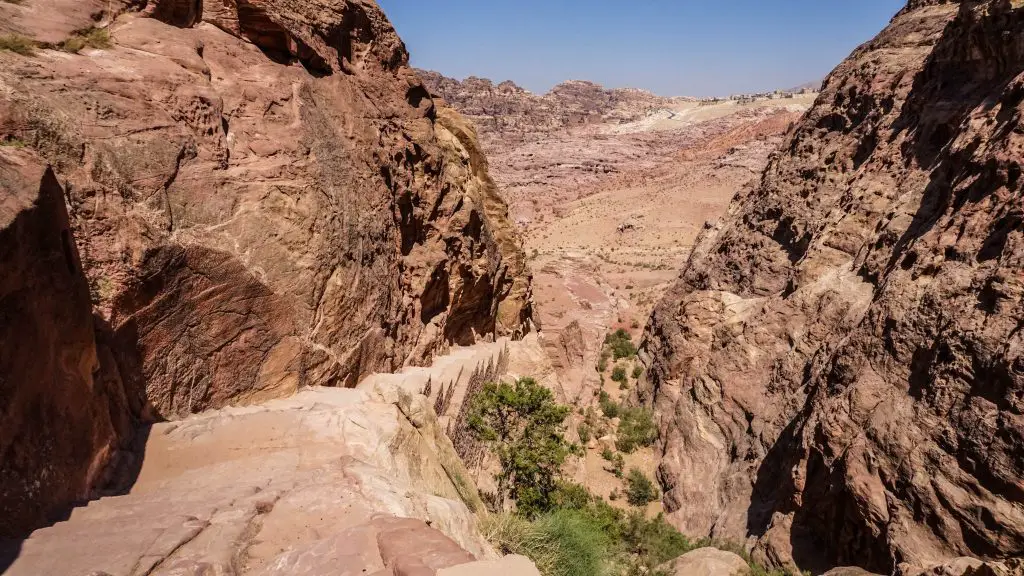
[0,34,36,56]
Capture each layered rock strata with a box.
[0,0,530,539]
[641,1,1024,573]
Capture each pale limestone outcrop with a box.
[3,378,524,575]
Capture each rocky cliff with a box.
[0,0,531,539]
[641,1,1024,573]
[416,70,677,143]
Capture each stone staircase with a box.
[2,342,540,576]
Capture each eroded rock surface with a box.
[4,378,514,575]
[0,0,531,539]
[641,1,1024,573]
[0,0,531,421]
[0,149,131,540]
[659,547,749,576]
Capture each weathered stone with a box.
[0,149,130,538]
[3,378,503,574]
[641,0,1024,573]
[438,555,542,576]
[659,547,749,576]
[0,0,532,539]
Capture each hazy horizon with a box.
[376,0,906,98]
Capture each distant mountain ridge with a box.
[415,69,684,141]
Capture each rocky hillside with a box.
[640,1,1024,574]
[416,70,677,143]
[0,0,531,540]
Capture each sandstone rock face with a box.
[659,547,749,576]
[0,0,531,540]
[0,0,531,421]
[641,1,1024,573]
[0,149,131,539]
[3,378,510,575]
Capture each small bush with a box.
[483,511,610,576]
[597,350,610,372]
[632,366,643,379]
[61,27,112,53]
[552,482,592,511]
[619,379,629,391]
[605,329,637,360]
[621,511,693,572]
[601,447,615,462]
[0,137,27,148]
[611,365,628,384]
[616,407,657,454]
[578,422,592,443]
[61,35,86,53]
[599,391,619,418]
[607,453,625,479]
[625,468,659,507]
[0,34,36,56]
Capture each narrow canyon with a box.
[0,1,1022,575]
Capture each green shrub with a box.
[61,35,86,53]
[621,512,693,572]
[483,511,610,576]
[605,329,637,360]
[625,468,659,506]
[597,350,610,372]
[616,407,657,454]
[632,365,643,379]
[578,422,592,443]
[468,377,573,517]
[612,454,625,478]
[601,447,615,461]
[61,27,112,53]
[599,391,619,418]
[611,365,628,384]
[0,34,36,55]
[552,482,592,511]
[619,379,629,391]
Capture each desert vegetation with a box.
[470,375,798,576]
[0,34,35,55]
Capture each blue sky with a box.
[376,0,906,98]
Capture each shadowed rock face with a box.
[641,1,1024,573]
[0,0,530,538]
[0,150,132,541]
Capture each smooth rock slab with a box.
[4,386,498,575]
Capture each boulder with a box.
[660,548,749,576]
